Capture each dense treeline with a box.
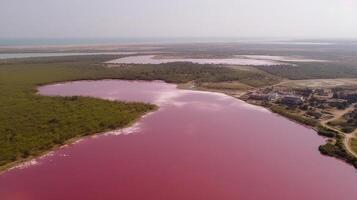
[2,55,280,87]
[108,62,280,87]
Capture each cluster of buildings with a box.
[247,86,357,108]
[333,90,357,102]
[248,92,304,106]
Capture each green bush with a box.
[319,141,357,169]
[270,105,317,126]
[316,125,337,138]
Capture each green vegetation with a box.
[319,135,357,168]
[256,62,357,80]
[0,55,156,169]
[108,62,281,87]
[269,105,317,126]
[316,125,337,138]
[197,81,253,90]
[327,108,357,133]
[8,56,279,87]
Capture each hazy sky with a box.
[0,0,356,39]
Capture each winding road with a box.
[321,104,357,157]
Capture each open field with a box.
[327,106,357,133]
[351,138,357,155]
[255,62,357,80]
[277,79,357,89]
[197,81,253,91]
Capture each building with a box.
[334,91,357,103]
[280,95,304,105]
[268,93,280,101]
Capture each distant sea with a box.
[0,38,252,46]
[0,38,158,46]
[0,38,355,47]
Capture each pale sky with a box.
[0,0,356,39]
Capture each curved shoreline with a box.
[3,79,357,200]
[0,106,157,175]
[2,78,356,174]
[0,79,157,174]
[0,79,276,174]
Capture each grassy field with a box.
[269,105,318,127]
[351,138,357,155]
[255,62,357,80]
[197,81,253,91]
[277,79,357,89]
[0,55,282,170]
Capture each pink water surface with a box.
[106,55,285,66]
[1,80,357,200]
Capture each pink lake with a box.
[106,55,285,66]
[1,80,356,200]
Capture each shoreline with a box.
[2,79,356,174]
[0,106,157,175]
[0,79,158,174]
[178,81,357,168]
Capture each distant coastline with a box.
[2,38,357,47]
